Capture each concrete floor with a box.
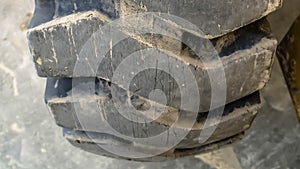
[0,0,299,169]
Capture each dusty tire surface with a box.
[27,0,279,161]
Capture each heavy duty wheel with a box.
[27,0,281,161]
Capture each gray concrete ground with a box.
[0,0,299,169]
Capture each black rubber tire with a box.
[27,0,280,161]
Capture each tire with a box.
[27,0,280,161]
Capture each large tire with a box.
[27,0,280,161]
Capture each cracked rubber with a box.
[27,0,280,162]
[28,14,276,112]
[45,77,261,159]
[28,0,282,38]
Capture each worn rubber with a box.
[27,0,280,161]
[28,14,276,112]
[45,78,260,155]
